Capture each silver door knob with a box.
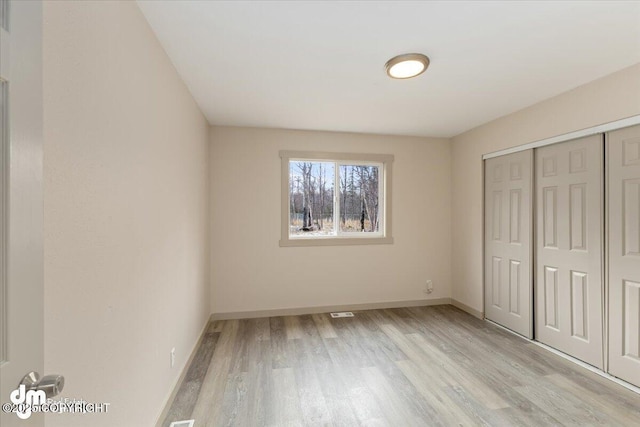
[20,371,65,399]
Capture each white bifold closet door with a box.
[608,124,640,387]
[484,150,533,338]
[535,135,604,368]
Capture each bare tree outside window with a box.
[339,165,380,233]
[289,161,335,236]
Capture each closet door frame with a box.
[483,116,640,161]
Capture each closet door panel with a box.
[608,124,640,387]
[535,135,604,368]
[485,150,533,338]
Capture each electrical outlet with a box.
[425,280,434,294]
[170,347,176,368]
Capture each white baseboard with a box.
[155,318,210,427]
[450,298,484,319]
[210,298,452,321]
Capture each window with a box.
[280,151,393,246]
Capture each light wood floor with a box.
[162,305,640,426]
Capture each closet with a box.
[484,123,640,387]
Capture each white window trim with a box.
[279,150,394,247]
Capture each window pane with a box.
[289,161,335,237]
[339,164,380,233]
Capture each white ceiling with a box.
[136,1,640,138]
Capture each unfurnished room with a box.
[1,1,640,426]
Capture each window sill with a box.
[279,236,394,247]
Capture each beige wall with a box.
[210,126,451,315]
[43,2,210,426]
[451,63,640,313]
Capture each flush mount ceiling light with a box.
[385,53,430,79]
